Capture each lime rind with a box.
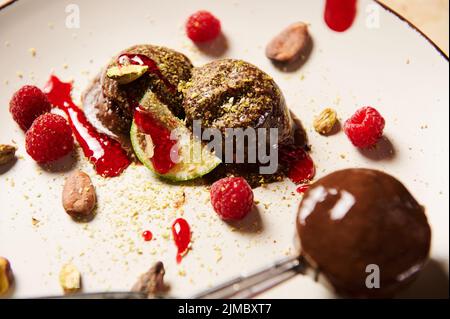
[130,121,220,182]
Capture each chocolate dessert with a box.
[84,48,300,183]
[182,59,296,186]
[83,45,193,137]
[297,169,431,298]
[182,59,294,146]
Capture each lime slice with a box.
[130,91,220,181]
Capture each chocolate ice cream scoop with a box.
[83,45,193,137]
[297,168,431,298]
[182,59,294,146]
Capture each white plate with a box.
[0,0,448,298]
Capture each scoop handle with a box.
[192,255,307,299]
[42,292,148,299]
[42,256,307,299]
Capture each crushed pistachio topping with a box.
[29,48,37,57]
[106,65,149,85]
[182,59,285,130]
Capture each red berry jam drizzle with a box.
[280,146,315,184]
[172,218,191,264]
[324,0,357,32]
[296,184,310,194]
[118,53,176,92]
[118,53,179,175]
[142,230,153,241]
[134,107,178,174]
[44,75,131,177]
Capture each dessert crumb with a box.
[29,48,37,57]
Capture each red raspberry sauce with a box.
[134,107,178,174]
[172,218,191,264]
[118,53,176,92]
[280,146,315,184]
[118,53,179,175]
[142,230,153,241]
[324,0,357,32]
[296,184,310,194]
[288,150,315,184]
[44,75,130,177]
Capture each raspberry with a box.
[210,177,254,221]
[25,113,74,163]
[186,10,221,42]
[344,106,385,148]
[9,85,52,131]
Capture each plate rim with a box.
[0,0,448,299]
[373,0,449,61]
[0,0,448,61]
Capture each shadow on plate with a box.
[290,110,309,148]
[71,210,97,223]
[397,259,449,299]
[38,151,78,173]
[358,135,396,161]
[194,33,229,57]
[323,119,341,137]
[271,36,314,73]
[225,205,263,234]
[160,175,208,188]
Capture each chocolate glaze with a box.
[297,168,431,298]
